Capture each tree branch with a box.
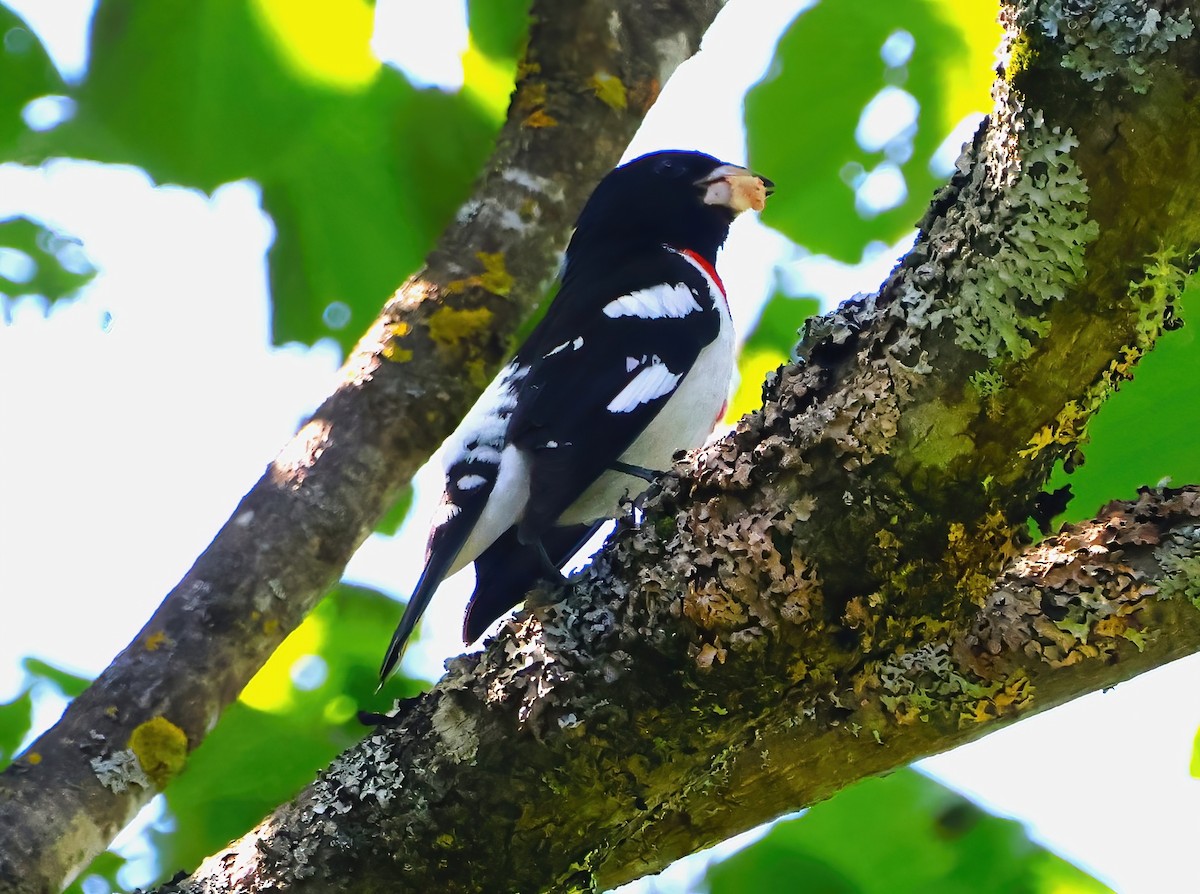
[144,1,1200,890]
[158,488,1200,894]
[0,3,727,891]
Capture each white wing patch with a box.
[602,283,701,320]
[608,356,681,413]
[456,474,488,490]
[544,336,585,358]
[445,361,527,468]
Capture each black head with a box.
[566,150,773,268]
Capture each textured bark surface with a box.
[162,490,1200,894]
[143,2,1200,892]
[0,3,726,892]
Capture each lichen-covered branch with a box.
[150,2,1200,892]
[0,3,727,892]
[158,489,1200,894]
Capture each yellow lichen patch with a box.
[523,109,557,128]
[475,252,514,296]
[143,631,170,651]
[514,77,556,128]
[694,642,727,669]
[382,322,415,363]
[961,672,1033,726]
[129,716,188,789]
[514,79,546,112]
[1019,399,1086,458]
[589,72,627,110]
[465,359,490,390]
[1004,30,1037,84]
[25,751,41,766]
[428,306,496,351]
[875,528,901,551]
[445,253,513,298]
[262,618,280,636]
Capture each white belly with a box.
[557,308,735,526]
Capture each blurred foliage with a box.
[375,483,415,537]
[1048,280,1200,520]
[704,770,1111,894]
[0,657,93,775]
[0,216,97,305]
[67,851,129,894]
[747,0,999,261]
[0,4,62,149]
[0,687,31,770]
[0,0,530,352]
[0,658,90,770]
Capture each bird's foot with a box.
[358,695,421,727]
[610,460,661,482]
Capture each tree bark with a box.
[0,3,727,892]
[160,489,1200,894]
[141,1,1200,892]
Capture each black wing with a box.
[507,249,721,541]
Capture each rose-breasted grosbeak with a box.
[380,149,772,682]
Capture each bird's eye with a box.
[654,157,681,176]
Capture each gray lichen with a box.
[1025,0,1195,91]
[90,749,151,794]
[900,92,1099,360]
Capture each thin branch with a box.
[0,3,727,891]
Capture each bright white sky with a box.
[0,1,1197,893]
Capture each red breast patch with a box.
[679,248,726,297]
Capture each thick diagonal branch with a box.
[0,3,727,892]
[148,3,1200,891]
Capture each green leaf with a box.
[746,1,999,260]
[150,584,421,881]
[375,484,414,537]
[15,0,530,352]
[705,771,1111,894]
[0,688,33,770]
[65,849,129,894]
[467,0,533,61]
[1050,281,1200,521]
[0,216,97,305]
[22,656,92,698]
[0,5,64,154]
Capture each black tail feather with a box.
[462,522,603,644]
[378,547,460,686]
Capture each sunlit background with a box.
[1,1,1198,892]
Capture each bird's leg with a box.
[610,460,661,482]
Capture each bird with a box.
[378,149,773,683]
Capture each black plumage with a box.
[379,150,772,682]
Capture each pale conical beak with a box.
[699,164,774,213]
